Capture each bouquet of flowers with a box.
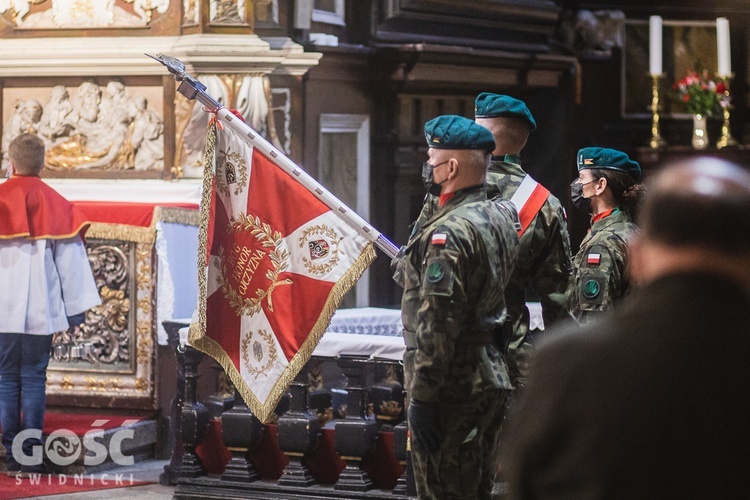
[670,70,730,116]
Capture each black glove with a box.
[67,313,86,328]
[408,398,443,453]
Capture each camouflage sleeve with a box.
[410,224,470,403]
[529,198,574,327]
[568,237,628,322]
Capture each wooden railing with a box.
[160,320,415,499]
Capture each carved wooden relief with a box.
[1,79,165,178]
[0,0,170,28]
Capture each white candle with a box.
[649,16,663,76]
[716,17,731,77]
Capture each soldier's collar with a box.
[491,154,521,165]
[435,184,486,212]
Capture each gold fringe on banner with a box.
[188,122,216,399]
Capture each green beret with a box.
[424,115,495,152]
[474,93,537,131]
[577,147,641,182]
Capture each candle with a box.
[649,16,662,76]
[716,17,731,77]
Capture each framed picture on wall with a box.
[622,19,719,118]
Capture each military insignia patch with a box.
[582,279,601,299]
[426,261,445,283]
[431,233,447,246]
[587,253,601,265]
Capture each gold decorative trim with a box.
[154,206,200,226]
[87,223,155,244]
[189,123,378,423]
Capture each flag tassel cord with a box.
[147,53,399,260]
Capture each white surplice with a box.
[0,235,100,335]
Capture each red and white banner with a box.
[189,120,376,423]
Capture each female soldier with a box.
[568,147,643,322]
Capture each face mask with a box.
[422,160,448,197]
[570,179,594,213]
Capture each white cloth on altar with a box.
[326,307,403,336]
[176,326,406,361]
[23,179,203,205]
[0,236,100,335]
[155,221,199,345]
[313,331,405,360]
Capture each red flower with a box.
[716,83,727,93]
[683,94,690,102]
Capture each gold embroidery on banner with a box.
[240,329,277,380]
[218,212,291,316]
[216,146,248,197]
[298,224,343,276]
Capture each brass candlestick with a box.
[716,74,739,149]
[648,73,667,149]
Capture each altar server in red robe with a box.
[0,133,100,476]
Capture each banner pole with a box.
[147,53,399,260]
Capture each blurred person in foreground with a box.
[501,157,750,499]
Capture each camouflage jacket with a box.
[568,208,636,323]
[394,185,519,402]
[414,158,573,371]
[484,158,573,352]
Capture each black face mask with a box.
[570,179,593,213]
[422,160,448,197]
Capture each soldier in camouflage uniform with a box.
[413,94,573,387]
[474,93,573,386]
[393,115,519,499]
[568,147,642,323]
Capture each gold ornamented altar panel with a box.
[46,223,157,409]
